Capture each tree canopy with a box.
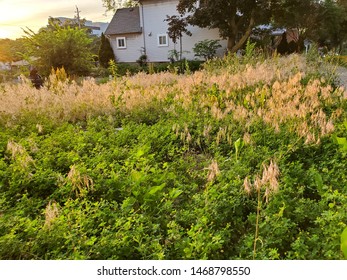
[177,0,274,52]
[177,0,347,52]
[0,38,26,62]
[316,0,347,50]
[165,15,192,60]
[23,22,94,76]
[102,0,138,11]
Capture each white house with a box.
[104,0,228,62]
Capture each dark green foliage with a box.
[136,54,148,67]
[102,60,203,76]
[316,0,347,51]
[177,0,274,52]
[98,33,115,68]
[193,39,222,61]
[165,15,192,61]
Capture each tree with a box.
[165,15,192,61]
[99,33,115,67]
[0,39,15,62]
[45,17,86,31]
[271,0,321,48]
[23,24,94,76]
[267,0,347,52]
[0,38,26,62]
[316,0,347,51]
[177,0,274,53]
[102,0,138,11]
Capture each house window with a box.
[116,37,126,49]
[157,34,168,47]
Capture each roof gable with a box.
[105,7,142,35]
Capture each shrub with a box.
[193,39,222,61]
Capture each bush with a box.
[193,39,222,61]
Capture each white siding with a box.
[142,0,227,62]
[109,33,144,63]
[182,25,228,60]
[141,0,176,62]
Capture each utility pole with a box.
[75,6,81,28]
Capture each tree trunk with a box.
[227,10,255,53]
[230,25,254,53]
[180,35,183,61]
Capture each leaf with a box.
[136,148,145,158]
[121,197,136,212]
[234,137,244,151]
[147,183,166,196]
[332,134,347,152]
[135,144,150,158]
[169,188,183,199]
[341,227,347,259]
[130,170,144,184]
[85,236,97,246]
[335,136,347,145]
[309,168,324,195]
[234,138,244,160]
[276,202,286,218]
[313,171,324,192]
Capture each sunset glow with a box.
[0,0,112,39]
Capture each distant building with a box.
[85,20,109,37]
[55,17,109,36]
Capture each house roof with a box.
[105,7,142,35]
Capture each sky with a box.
[0,0,113,39]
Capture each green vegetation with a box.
[0,38,27,62]
[99,33,115,68]
[23,24,94,76]
[0,52,346,259]
[193,39,222,61]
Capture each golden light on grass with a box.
[243,159,281,259]
[0,54,344,147]
[6,140,26,160]
[6,140,35,171]
[67,165,94,198]
[44,201,59,229]
[243,176,252,195]
[243,160,280,200]
[207,160,220,182]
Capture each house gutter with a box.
[140,2,147,55]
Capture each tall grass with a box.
[0,54,345,145]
